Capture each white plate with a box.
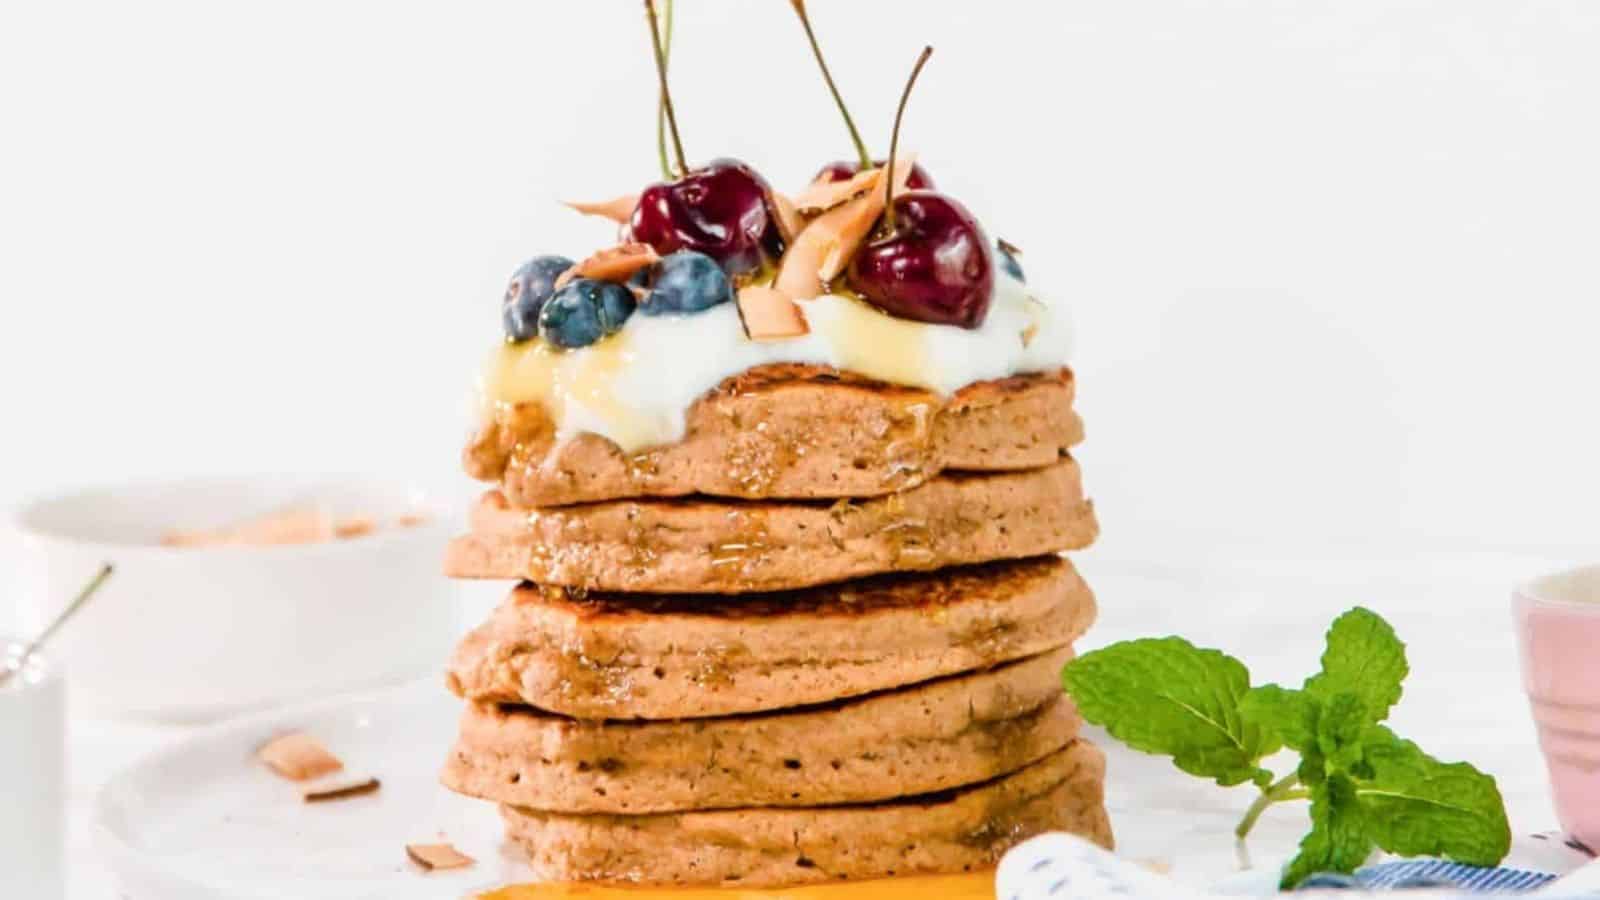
[91,664,1565,900]
[94,680,535,900]
[94,674,1316,900]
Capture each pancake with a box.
[443,647,1077,813]
[466,365,1083,507]
[444,459,1096,592]
[447,556,1095,719]
[497,740,1112,888]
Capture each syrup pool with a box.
[475,872,994,900]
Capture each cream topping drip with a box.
[477,271,1070,454]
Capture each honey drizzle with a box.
[878,491,935,566]
[481,333,657,455]
[723,419,807,496]
[626,449,664,488]
[481,340,561,414]
[622,503,661,577]
[814,294,933,390]
[879,399,935,490]
[554,334,649,450]
[708,508,772,589]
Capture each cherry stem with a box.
[645,0,687,178]
[654,0,674,180]
[789,0,871,171]
[884,46,932,233]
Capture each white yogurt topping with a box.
[479,270,1072,454]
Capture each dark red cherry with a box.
[814,159,935,191]
[627,158,780,277]
[847,191,994,329]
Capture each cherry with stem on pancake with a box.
[626,0,781,276]
[846,47,995,330]
[652,0,675,182]
[788,0,935,190]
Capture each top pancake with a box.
[466,365,1082,507]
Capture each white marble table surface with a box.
[59,551,1569,898]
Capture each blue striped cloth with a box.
[997,833,1600,898]
[1299,860,1558,892]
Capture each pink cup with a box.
[1515,564,1600,851]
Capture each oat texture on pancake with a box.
[439,2,1111,887]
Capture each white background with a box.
[2,3,1597,894]
[4,0,1600,576]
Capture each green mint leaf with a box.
[1316,692,1369,773]
[1063,638,1280,787]
[1305,607,1408,724]
[1239,684,1319,750]
[1281,774,1376,889]
[1353,726,1512,866]
[1299,749,1329,789]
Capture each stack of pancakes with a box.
[442,365,1112,887]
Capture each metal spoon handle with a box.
[3,563,114,685]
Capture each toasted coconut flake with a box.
[821,155,916,282]
[555,242,661,289]
[564,193,639,223]
[816,196,883,282]
[303,775,381,803]
[736,286,809,341]
[775,155,917,298]
[791,166,883,214]
[407,843,476,872]
[333,516,376,539]
[259,733,344,782]
[1020,296,1048,347]
[767,189,806,245]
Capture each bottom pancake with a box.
[497,740,1112,888]
[444,648,1077,813]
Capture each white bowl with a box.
[12,477,463,721]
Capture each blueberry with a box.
[995,241,1025,282]
[539,278,636,349]
[634,250,733,315]
[594,281,636,331]
[502,255,574,342]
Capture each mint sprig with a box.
[1060,637,1280,788]
[1283,773,1373,889]
[1304,607,1408,721]
[1062,607,1511,890]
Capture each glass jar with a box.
[1,640,65,900]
